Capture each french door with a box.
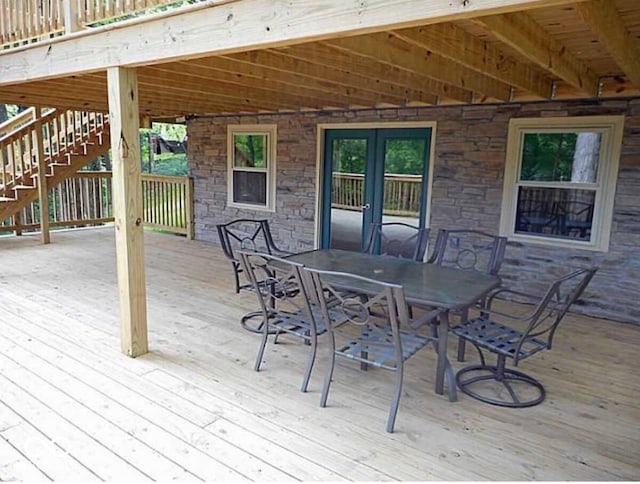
[321,127,432,253]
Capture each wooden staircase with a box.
[0,108,110,225]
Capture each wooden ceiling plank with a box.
[146,59,408,107]
[393,23,553,99]
[282,43,472,103]
[226,50,437,105]
[575,0,640,87]
[477,12,600,95]
[326,32,513,101]
[0,0,587,86]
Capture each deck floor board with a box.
[0,227,638,481]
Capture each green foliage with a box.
[332,138,426,175]
[521,133,577,182]
[233,134,265,168]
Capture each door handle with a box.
[361,203,370,209]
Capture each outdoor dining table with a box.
[286,248,502,402]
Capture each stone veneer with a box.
[187,99,640,324]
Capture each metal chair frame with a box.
[217,219,290,333]
[452,267,598,408]
[364,222,430,262]
[304,267,437,433]
[239,251,325,392]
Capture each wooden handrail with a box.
[0,0,203,48]
[1,108,107,196]
[0,107,38,138]
[2,171,194,239]
[331,172,423,217]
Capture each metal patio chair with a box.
[216,218,291,333]
[303,266,438,433]
[239,251,325,392]
[364,222,430,262]
[427,228,508,361]
[452,267,598,408]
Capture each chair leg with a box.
[386,364,404,433]
[320,340,337,408]
[301,333,317,393]
[457,337,467,362]
[254,325,270,372]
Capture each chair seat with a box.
[451,317,548,361]
[267,307,328,338]
[337,325,433,371]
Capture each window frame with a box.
[226,124,277,212]
[499,115,624,252]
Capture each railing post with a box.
[63,0,82,34]
[185,176,194,240]
[14,212,22,236]
[35,108,51,244]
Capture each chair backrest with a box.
[216,219,278,262]
[303,266,409,369]
[427,229,507,275]
[239,251,313,331]
[364,222,429,262]
[508,267,598,364]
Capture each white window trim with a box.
[499,115,624,252]
[227,124,277,212]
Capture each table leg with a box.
[436,310,457,401]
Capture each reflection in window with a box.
[500,116,624,251]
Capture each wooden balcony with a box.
[0,227,637,480]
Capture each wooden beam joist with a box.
[575,0,640,87]
[327,33,513,101]
[477,12,600,96]
[282,43,473,103]
[0,0,588,85]
[393,23,553,99]
[223,50,437,105]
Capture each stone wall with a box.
[187,99,640,324]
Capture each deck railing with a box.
[1,171,194,238]
[1,0,204,48]
[332,172,422,217]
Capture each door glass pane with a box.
[381,138,426,228]
[521,132,600,183]
[515,186,595,241]
[330,138,367,251]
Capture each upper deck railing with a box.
[1,0,204,49]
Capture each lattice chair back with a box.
[239,251,322,392]
[452,266,598,407]
[364,222,429,261]
[428,229,507,275]
[216,219,281,293]
[303,267,434,432]
[513,267,598,364]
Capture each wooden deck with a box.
[0,227,638,481]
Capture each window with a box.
[499,116,624,251]
[227,125,277,211]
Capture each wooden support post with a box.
[107,66,148,358]
[63,0,82,34]
[185,177,194,240]
[35,109,51,244]
[14,212,22,236]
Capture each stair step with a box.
[0,196,16,202]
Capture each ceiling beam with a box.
[477,12,599,96]
[282,43,472,103]
[393,23,553,99]
[575,0,640,87]
[327,33,513,101]
[0,0,588,85]
[225,50,437,105]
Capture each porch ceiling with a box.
[1,0,639,118]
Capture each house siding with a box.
[187,98,640,324]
